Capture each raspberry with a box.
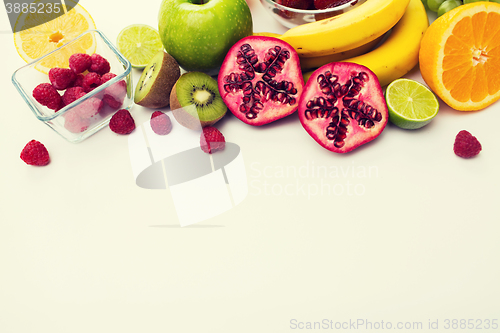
[20,140,50,166]
[62,86,86,106]
[73,97,103,118]
[454,130,482,158]
[73,74,85,88]
[100,73,117,83]
[200,126,225,154]
[89,53,110,75]
[82,72,102,93]
[32,83,63,110]
[103,80,126,109]
[109,109,135,134]
[69,53,92,74]
[64,110,90,133]
[49,67,76,90]
[150,111,172,135]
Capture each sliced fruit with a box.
[170,72,227,130]
[298,62,388,153]
[218,36,304,126]
[116,24,164,69]
[385,78,440,129]
[134,50,180,108]
[419,2,500,111]
[13,3,96,73]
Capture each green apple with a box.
[158,0,253,74]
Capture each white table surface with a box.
[1,1,499,332]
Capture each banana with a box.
[280,0,410,58]
[303,0,428,87]
[299,34,384,71]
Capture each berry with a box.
[454,130,482,158]
[103,80,127,109]
[20,140,50,166]
[73,74,85,88]
[82,72,102,93]
[73,97,103,118]
[49,67,76,90]
[109,109,135,134]
[64,110,90,133]
[277,0,313,9]
[89,53,110,75]
[62,86,86,106]
[69,53,92,74]
[200,126,225,154]
[32,83,63,110]
[150,111,172,135]
[100,73,117,83]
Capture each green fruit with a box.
[385,78,439,130]
[170,72,227,130]
[463,0,487,3]
[117,24,164,69]
[427,0,446,11]
[438,0,462,16]
[134,50,181,108]
[421,0,430,10]
[158,0,253,75]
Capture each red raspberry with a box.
[82,72,102,93]
[200,126,225,154]
[73,74,85,88]
[454,130,482,158]
[62,86,86,106]
[103,80,127,109]
[49,67,76,90]
[109,109,135,134]
[20,140,50,166]
[150,111,172,135]
[69,53,92,74]
[100,73,117,83]
[64,110,90,133]
[73,97,104,119]
[89,53,110,75]
[32,83,63,110]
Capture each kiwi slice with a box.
[134,50,180,108]
[170,72,227,130]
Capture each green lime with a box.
[385,78,440,130]
[117,24,164,69]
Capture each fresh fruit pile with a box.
[31,52,128,133]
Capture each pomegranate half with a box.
[298,62,388,153]
[218,36,304,126]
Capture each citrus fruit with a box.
[13,2,96,74]
[419,2,500,111]
[385,78,440,129]
[116,24,164,69]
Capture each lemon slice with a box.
[116,24,164,69]
[385,78,440,129]
[13,2,96,73]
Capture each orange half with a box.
[419,2,500,111]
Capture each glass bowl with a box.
[259,0,367,28]
[12,30,133,143]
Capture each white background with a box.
[1,0,499,332]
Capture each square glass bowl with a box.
[12,30,133,143]
[259,0,366,28]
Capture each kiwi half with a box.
[134,50,180,108]
[170,72,227,130]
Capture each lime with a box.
[385,78,440,129]
[116,24,164,69]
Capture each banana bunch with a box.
[303,0,429,86]
[279,0,411,58]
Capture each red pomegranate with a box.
[298,62,388,153]
[218,36,304,126]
